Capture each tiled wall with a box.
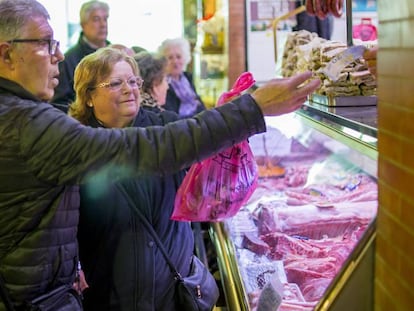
[375,0,414,310]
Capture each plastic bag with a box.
[171,72,258,222]
[352,18,377,42]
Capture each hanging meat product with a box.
[305,0,344,19]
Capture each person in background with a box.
[0,0,320,308]
[132,45,147,54]
[158,37,206,118]
[109,43,135,56]
[292,0,333,40]
[134,51,169,113]
[51,0,110,111]
[70,47,190,310]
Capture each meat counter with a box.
[209,103,378,311]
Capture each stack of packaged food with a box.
[281,30,377,98]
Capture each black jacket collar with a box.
[0,77,42,102]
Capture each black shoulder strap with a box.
[116,185,183,280]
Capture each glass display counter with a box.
[210,104,377,311]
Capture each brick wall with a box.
[228,0,246,86]
[375,0,414,310]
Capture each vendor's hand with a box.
[363,46,378,79]
[251,71,321,116]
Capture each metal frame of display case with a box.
[210,222,376,310]
[209,222,250,311]
[314,218,376,311]
[298,105,377,162]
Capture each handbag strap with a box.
[117,186,183,280]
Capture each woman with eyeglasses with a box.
[69,47,197,310]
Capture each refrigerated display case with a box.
[209,103,377,311]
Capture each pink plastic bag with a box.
[352,18,377,41]
[171,72,258,222]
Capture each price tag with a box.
[322,45,366,82]
[256,278,283,311]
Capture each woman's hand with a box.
[251,71,321,116]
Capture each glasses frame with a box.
[92,76,144,92]
[7,39,60,55]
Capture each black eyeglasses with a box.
[7,39,60,55]
[92,76,144,92]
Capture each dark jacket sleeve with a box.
[19,93,265,184]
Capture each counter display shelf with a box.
[209,105,377,311]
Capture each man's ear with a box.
[0,42,13,64]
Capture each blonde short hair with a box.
[69,47,139,125]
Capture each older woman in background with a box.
[134,51,170,113]
[158,37,206,118]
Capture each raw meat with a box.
[254,201,377,239]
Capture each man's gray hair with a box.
[0,0,49,41]
[80,0,109,24]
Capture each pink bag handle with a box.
[217,72,256,106]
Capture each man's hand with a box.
[251,71,321,116]
[73,268,89,295]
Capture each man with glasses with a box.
[0,0,320,309]
[51,0,110,111]
[6,38,60,55]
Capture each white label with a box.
[322,45,366,82]
[256,279,283,311]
